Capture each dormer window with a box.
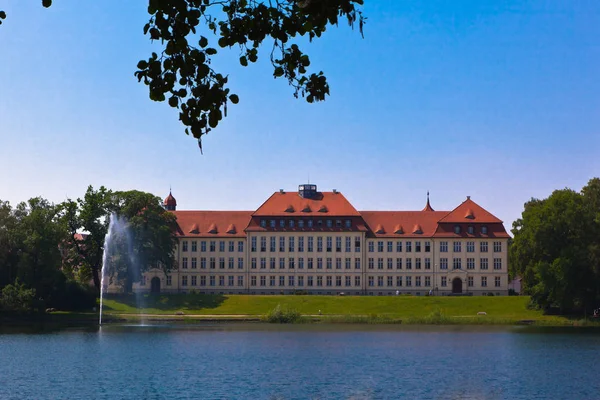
[454,225,461,234]
[317,220,323,228]
[308,220,313,228]
[345,220,352,229]
[326,220,333,228]
[299,220,304,228]
[336,220,341,228]
[289,220,295,228]
[481,226,488,235]
[280,219,285,228]
[467,226,474,234]
[260,220,266,228]
[270,220,276,228]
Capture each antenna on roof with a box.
[308,173,310,185]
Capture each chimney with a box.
[467,195,471,200]
[280,189,284,194]
[333,189,337,194]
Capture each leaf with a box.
[199,36,208,48]
[0,11,6,19]
[229,94,239,104]
[205,48,217,55]
[274,67,284,77]
[42,0,52,8]
[239,56,248,67]
[137,60,148,70]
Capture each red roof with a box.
[360,211,448,238]
[253,191,361,217]
[438,198,503,224]
[171,211,251,237]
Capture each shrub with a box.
[262,304,302,323]
[0,280,36,314]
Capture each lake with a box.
[1,324,599,399]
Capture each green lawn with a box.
[101,294,584,325]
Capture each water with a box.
[1,324,599,399]
[99,213,138,325]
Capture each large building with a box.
[137,184,510,296]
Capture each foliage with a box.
[262,303,302,323]
[0,280,36,314]
[1,0,364,150]
[510,178,600,313]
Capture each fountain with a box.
[99,213,137,325]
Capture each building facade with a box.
[136,184,510,296]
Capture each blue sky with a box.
[1,0,598,231]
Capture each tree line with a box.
[0,186,176,314]
[510,178,600,314]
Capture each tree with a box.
[1,0,365,151]
[0,200,20,289]
[510,179,600,313]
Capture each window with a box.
[260,237,266,252]
[201,257,207,269]
[201,241,207,252]
[336,258,342,269]
[453,242,461,252]
[377,276,384,287]
[387,258,393,270]
[495,277,501,287]
[466,241,475,252]
[425,258,431,270]
[228,276,234,287]
[368,276,375,287]
[251,276,257,286]
[260,258,266,269]
[251,258,257,269]
[355,276,361,287]
[468,226,474,235]
[182,257,188,269]
[441,277,447,287]
[279,258,285,269]
[481,226,488,235]
[298,257,304,269]
[269,237,275,252]
[415,242,421,253]
[396,276,402,287]
[345,237,351,252]
[481,277,487,287]
[406,241,412,253]
[238,241,244,252]
[289,220,295,229]
[260,219,266,228]
[261,276,267,287]
[453,258,462,269]
[368,258,374,269]
[387,241,393,252]
[396,242,403,252]
[299,220,304,229]
[396,258,402,270]
[387,276,393,287]
[355,258,361,270]
[269,220,275,228]
[229,241,234,252]
[308,276,314,286]
[280,237,285,252]
[289,276,295,286]
[251,237,257,252]
[280,219,285,228]
[415,258,421,269]
[219,241,225,252]
[406,276,412,287]
[308,237,314,252]
[327,220,333,228]
[191,257,197,269]
[336,220,341,228]
[299,237,304,252]
[378,241,384,252]
[425,276,431,287]
[467,258,475,270]
[355,237,361,252]
[336,276,342,287]
[298,276,304,287]
[368,242,374,252]
[345,220,352,228]
[415,276,421,287]
[494,258,502,270]
[317,237,323,252]
[289,237,295,252]
[307,220,313,228]
[308,258,314,269]
[326,258,332,269]
[480,242,488,252]
[238,258,244,269]
[289,257,295,269]
[317,276,323,287]
[406,258,412,270]
[326,237,332,252]
[182,275,188,286]
[377,258,384,270]
[480,258,489,270]
[238,276,244,287]
[269,257,276,269]
[200,276,206,286]
[182,241,188,252]
[210,241,216,252]
[440,241,448,252]
[335,237,342,252]
[468,277,474,287]
[425,242,430,252]
[279,276,285,286]
[141,276,146,286]
[454,225,461,234]
[317,258,323,269]
[219,257,225,269]
[210,276,216,286]
[494,241,502,252]
[345,276,352,287]
[192,241,197,252]
[440,258,448,270]
[210,257,216,269]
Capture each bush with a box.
[508,289,517,296]
[262,304,302,323]
[51,281,97,311]
[0,280,36,314]
[487,292,495,296]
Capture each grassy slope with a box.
[101,294,573,324]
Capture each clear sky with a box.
[1,0,598,231]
